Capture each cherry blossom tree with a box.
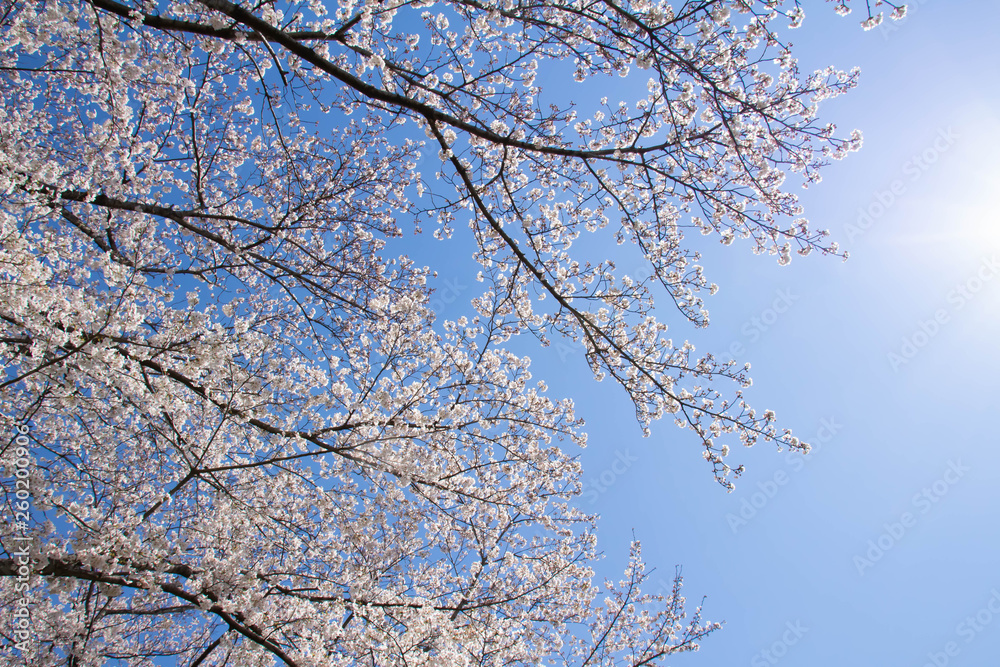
[0,0,903,664]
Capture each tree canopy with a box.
[0,0,904,664]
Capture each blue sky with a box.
[429,2,1000,665]
[575,3,1000,665]
[6,1,996,664]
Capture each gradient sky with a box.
[428,2,1000,665]
[6,1,996,665]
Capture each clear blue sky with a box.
[427,2,1000,665]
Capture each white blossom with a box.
[0,1,879,663]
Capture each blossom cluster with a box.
[0,1,897,664]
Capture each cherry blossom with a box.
[0,1,904,664]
